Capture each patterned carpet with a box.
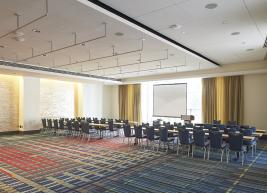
[0,134,266,193]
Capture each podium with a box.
[181,115,195,124]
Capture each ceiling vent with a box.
[264,35,267,48]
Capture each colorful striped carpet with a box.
[0,134,266,193]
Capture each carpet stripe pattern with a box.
[0,134,266,193]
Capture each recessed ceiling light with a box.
[231,32,240,36]
[241,41,246,45]
[205,3,218,9]
[42,54,47,56]
[32,29,40,33]
[169,24,182,30]
[181,31,186,34]
[169,53,175,56]
[0,45,4,48]
[246,48,254,51]
[81,43,86,46]
[114,32,124,36]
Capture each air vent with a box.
[0,60,120,82]
[264,36,267,48]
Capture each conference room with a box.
[0,0,267,192]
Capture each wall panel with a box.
[0,75,20,132]
[40,79,74,118]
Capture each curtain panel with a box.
[202,75,243,124]
[119,84,141,122]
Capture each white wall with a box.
[82,83,119,118]
[244,73,267,131]
[20,77,41,131]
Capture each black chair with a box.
[53,119,59,135]
[208,131,226,162]
[73,121,81,137]
[123,124,135,146]
[192,129,209,159]
[41,119,47,133]
[59,119,66,135]
[227,121,237,126]
[213,120,221,125]
[66,120,73,136]
[134,125,147,148]
[177,128,193,156]
[146,126,159,151]
[157,127,175,152]
[227,133,247,166]
[242,128,257,156]
[108,121,119,138]
[47,119,53,135]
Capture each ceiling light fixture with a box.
[231,32,240,36]
[205,3,218,9]
[169,24,182,30]
[246,48,254,51]
[32,29,40,33]
[81,43,86,46]
[114,32,124,36]
[42,54,46,56]
[181,31,186,34]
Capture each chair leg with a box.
[241,151,244,166]
[226,149,229,164]
[204,147,206,160]
[177,144,179,156]
[207,147,210,160]
[190,145,192,158]
[221,149,224,163]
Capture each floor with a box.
[0,134,266,193]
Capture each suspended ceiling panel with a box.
[100,0,267,65]
[0,0,217,80]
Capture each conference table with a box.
[89,123,108,139]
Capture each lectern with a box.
[181,115,195,124]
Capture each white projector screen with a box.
[153,83,187,117]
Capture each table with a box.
[89,123,108,139]
[256,129,266,133]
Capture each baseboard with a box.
[0,129,41,136]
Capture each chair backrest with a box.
[134,125,143,138]
[204,124,213,130]
[229,133,243,151]
[66,120,72,130]
[100,118,106,124]
[179,128,190,145]
[81,121,89,133]
[108,121,114,131]
[53,119,59,129]
[159,127,168,142]
[228,121,237,126]
[59,119,64,130]
[242,128,253,136]
[123,124,131,137]
[47,119,53,129]
[193,129,205,147]
[250,127,256,133]
[86,117,92,123]
[73,121,80,131]
[41,119,47,128]
[146,126,155,140]
[213,120,221,125]
[210,131,223,149]
[185,123,193,128]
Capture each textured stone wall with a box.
[40,79,74,118]
[0,75,20,132]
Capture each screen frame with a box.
[152,83,187,118]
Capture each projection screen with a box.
[153,83,187,118]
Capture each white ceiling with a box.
[0,0,218,80]
[100,0,267,65]
[2,0,266,81]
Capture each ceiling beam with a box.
[79,0,220,67]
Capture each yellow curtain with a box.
[119,84,141,122]
[202,78,217,123]
[202,75,243,124]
